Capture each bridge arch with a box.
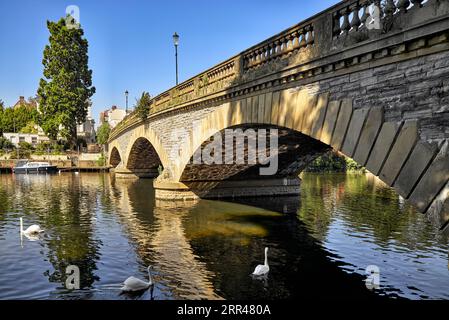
[108,124,170,179]
[173,90,447,223]
[109,147,122,168]
[126,137,163,177]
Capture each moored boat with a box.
[13,160,58,174]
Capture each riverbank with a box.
[305,151,365,173]
[0,155,109,173]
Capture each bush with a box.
[136,92,151,121]
[0,137,14,150]
[96,122,111,145]
[96,154,106,167]
[35,141,51,153]
[18,141,34,150]
[9,149,31,159]
[305,151,365,173]
[346,157,365,172]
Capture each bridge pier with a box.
[111,168,159,179]
[154,177,301,201]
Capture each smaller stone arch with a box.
[110,147,122,168]
[126,137,163,178]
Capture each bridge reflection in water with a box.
[0,173,448,300]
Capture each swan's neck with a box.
[20,218,24,233]
[264,250,268,266]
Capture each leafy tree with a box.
[19,121,38,134]
[18,141,34,150]
[0,137,14,150]
[0,101,3,135]
[96,122,111,145]
[35,141,52,154]
[136,92,151,121]
[37,17,95,148]
[0,105,38,133]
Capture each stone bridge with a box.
[108,0,449,233]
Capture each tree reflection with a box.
[10,174,102,294]
[299,173,449,250]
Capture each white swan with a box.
[121,266,154,292]
[20,217,44,236]
[252,247,269,276]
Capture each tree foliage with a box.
[136,92,151,121]
[37,17,95,147]
[19,121,39,134]
[0,137,14,150]
[96,122,111,145]
[0,104,38,134]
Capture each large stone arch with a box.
[167,88,448,228]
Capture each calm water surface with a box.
[0,172,447,300]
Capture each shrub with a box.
[0,137,14,150]
[96,154,106,167]
[18,141,34,150]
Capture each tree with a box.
[37,16,95,148]
[96,122,111,146]
[0,101,3,135]
[18,141,34,151]
[19,121,38,134]
[136,92,151,121]
[0,104,38,134]
[0,137,14,150]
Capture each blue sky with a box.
[0,0,338,124]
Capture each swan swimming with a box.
[121,266,154,292]
[20,217,44,236]
[252,247,270,277]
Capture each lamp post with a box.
[173,32,180,85]
[125,90,129,113]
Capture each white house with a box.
[100,106,128,128]
[3,132,50,148]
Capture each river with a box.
[0,172,447,300]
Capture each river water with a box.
[0,172,447,300]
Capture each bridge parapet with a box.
[110,0,448,141]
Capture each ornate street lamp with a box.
[125,90,129,112]
[173,32,180,85]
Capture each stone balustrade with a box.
[243,22,314,71]
[110,0,445,140]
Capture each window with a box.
[19,137,25,143]
[32,137,37,144]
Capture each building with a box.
[12,96,38,109]
[3,96,97,147]
[3,132,50,148]
[100,106,128,128]
[77,102,96,144]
